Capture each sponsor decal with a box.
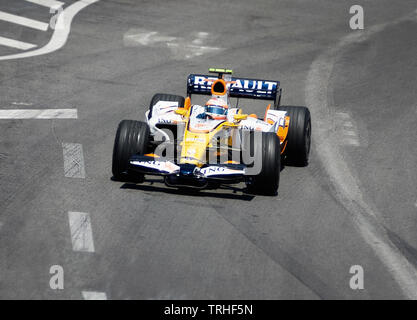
[192,76,277,91]
[266,110,287,127]
[186,148,196,156]
[154,101,179,109]
[241,124,268,131]
[130,160,179,173]
[158,118,174,124]
[186,137,205,142]
[200,166,244,177]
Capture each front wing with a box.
[129,155,246,180]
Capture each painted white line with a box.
[343,137,360,146]
[343,130,358,137]
[124,31,176,46]
[62,143,86,179]
[124,28,223,60]
[82,291,107,300]
[0,0,100,61]
[0,109,77,119]
[335,112,349,117]
[68,212,95,252]
[343,121,354,128]
[0,36,37,51]
[192,32,209,45]
[306,11,417,299]
[25,0,64,10]
[12,102,33,106]
[0,11,49,31]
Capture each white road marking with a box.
[0,11,49,31]
[12,102,33,106]
[343,137,360,146]
[344,130,357,136]
[0,36,37,50]
[0,109,77,119]
[68,212,95,252]
[25,0,64,10]
[82,291,107,300]
[0,0,100,61]
[124,28,223,60]
[192,31,209,45]
[124,31,176,46]
[342,122,354,128]
[62,143,86,179]
[306,11,417,299]
[334,112,360,146]
[335,112,350,119]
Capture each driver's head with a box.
[205,98,228,120]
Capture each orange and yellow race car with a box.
[112,68,311,195]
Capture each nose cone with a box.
[180,133,210,166]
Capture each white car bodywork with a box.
[145,100,288,143]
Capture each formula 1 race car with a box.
[112,68,311,195]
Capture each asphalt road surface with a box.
[0,0,416,299]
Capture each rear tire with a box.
[112,120,150,180]
[244,131,281,195]
[148,93,185,119]
[278,106,311,166]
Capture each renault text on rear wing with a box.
[187,74,282,107]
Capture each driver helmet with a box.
[205,98,228,120]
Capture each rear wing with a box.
[187,74,282,108]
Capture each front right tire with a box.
[278,105,311,166]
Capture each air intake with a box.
[211,79,227,96]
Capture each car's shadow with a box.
[117,177,256,201]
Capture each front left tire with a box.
[112,120,150,180]
[244,131,281,195]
